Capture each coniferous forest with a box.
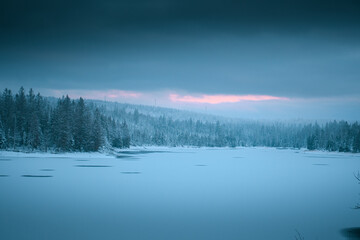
[0,87,359,152]
[0,87,130,151]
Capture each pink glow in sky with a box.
[169,94,289,104]
[40,89,360,119]
[48,89,289,105]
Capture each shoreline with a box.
[1,146,359,158]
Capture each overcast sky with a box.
[1,0,359,120]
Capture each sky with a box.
[1,0,360,120]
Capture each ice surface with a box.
[75,165,112,168]
[0,147,360,240]
[21,175,53,178]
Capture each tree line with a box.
[0,87,130,151]
[106,106,360,152]
[1,87,359,152]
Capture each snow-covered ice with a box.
[0,147,360,240]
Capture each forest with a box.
[0,87,130,151]
[0,87,359,152]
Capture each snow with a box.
[0,147,360,240]
[0,150,115,159]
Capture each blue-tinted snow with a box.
[0,147,359,240]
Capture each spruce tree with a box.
[353,131,360,153]
[0,116,5,149]
[74,97,90,151]
[121,120,130,148]
[28,114,41,149]
[15,87,26,146]
[2,89,15,148]
[90,108,103,151]
[54,95,74,151]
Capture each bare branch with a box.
[295,229,305,240]
[354,171,360,183]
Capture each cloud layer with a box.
[1,0,359,119]
[170,94,289,104]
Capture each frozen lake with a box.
[1,147,360,240]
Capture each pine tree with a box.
[0,116,6,149]
[34,93,49,151]
[1,89,15,149]
[73,98,90,151]
[353,131,360,153]
[90,108,103,151]
[111,119,122,148]
[215,121,225,147]
[133,109,139,124]
[121,120,130,148]
[25,88,36,146]
[28,114,41,149]
[53,95,74,151]
[15,87,26,146]
[307,135,316,150]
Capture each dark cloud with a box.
[2,0,360,34]
[0,0,360,97]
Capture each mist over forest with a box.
[1,87,359,153]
